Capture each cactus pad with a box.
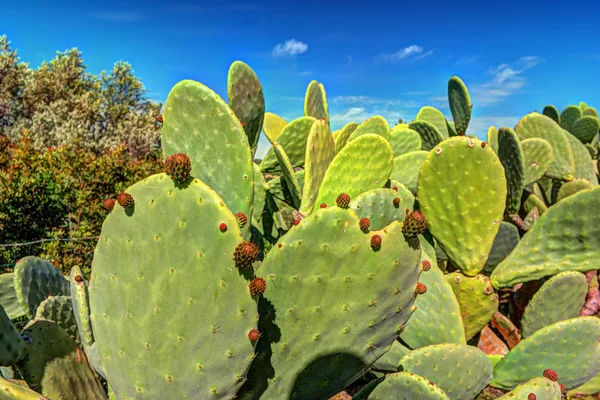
[389,127,422,156]
[448,76,472,136]
[390,151,428,194]
[520,138,555,186]
[409,121,443,151]
[557,178,594,201]
[571,115,600,144]
[497,377,561,399]
[273,143,302,208]
[399,343,492,400]
[0,304,27,367]
[488,126,499,153]
[491,186,600,287]
[515,113,575,181]
[34,295,79,344]
[497,127,525,214]
[564,131,598,184]
[70,266,94,348]
[560,105,583,133]
[370,341,411,373]
[416,106,450,139]
[262,112,287,144]
[245,206,421,399]
[300,119,335,215]
[227,61,265,156]
[0,376,50,399]
[491,317,600,390]
[347,116,390,142]
[417,136,507,276]
[334,122,358,154]
[260,116,316,172]
[349,187,415,231]
[520,271,587,338]
[304,81,329,122]
[542,105,560,123]
[13,256,70,319]
[315,134,393,207]
[483,222,520,274]
[88,173,257,399]
[366,371,450,399]
[0,273,25,320]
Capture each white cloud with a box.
[272,39,308,58]
[471,56,542,105]
[378,45,432,62]
[328,96,420,130]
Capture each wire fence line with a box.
[0,236,100,269]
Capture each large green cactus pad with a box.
[34,295,79,344]
[261,116,316,172]
[497,377,561,399]
[244,207,421,399]
[560,105,583,133]
[520,271,587,338]
[557,178,594,202]
[366,371,450,400]
[521,138,555,186]
[568,372,600,396]
[349,187,415,231]
[315,134,393,207]
[390,151,428,195]
[262,112,287,144]
[88,174,257,399]
[572,115,600,144]
[13,256,70,319]
[409,121,443,151]
[0,376,50,399]
[347,116,390,142]
[389,127,422,157]
[515,113,575,181]
[418,136,507,276]
[491,186,600,287]
[300,119,334,215]
[370,341,411,373]
[304,81,329,122]
[401,238,465,349]
[0,304,26,367]
[564,130,599,185]
[334,122,358,155]
[416,106,449,139]
[445,273,498,341]
[448,76,472,136]
[18,320,106,399]
[0,273,25,320]
[497,127,525,214]
[227,61,265,157]
[399,343,492,400]
[491,317,600,390]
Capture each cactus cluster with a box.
[1,62,600,400]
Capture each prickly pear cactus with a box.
[0,273,25,320]
[347,116,390,142]
[483,222,520,274]
[399,343,492,400]
[370,341,411,373]
[388,127,422,156]
[390,151,428,194]
[417,136,507,276]
[543,105,560,123]
[560,105,583,133]
[13,256,70,319]
[273,143,301,208]
[34,295,79,344]
[447,76,472,136]
[409,121,443,151]
[564,130,599,184]
[240,206,422,399]
[521,138,555,186]
[262,112,287,144]
[304,80,329,122]
[557,178,594,201]
[497,377,561,399]
[491,187,600,287]
[349,186,415,231]
[334,122,358,155]
[261,116,316,172]
[70,266,94,347]
[366,371,450,399]
[520,271,587,338]
[0,376,50,399]
[497,127,525,214]
[416,106,450,139]
[88,174,258,399]
[0,304,27,367]
[161,80,254,227]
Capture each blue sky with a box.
[3,0,600,157]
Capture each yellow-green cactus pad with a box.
[370,341,411,373]
[0,376,50,399]
[334,122,358,155]
[399,343,492,400]
[568,372,600,396]
[261,116,317,172]
[521,138,555,186]
[445,272,499,341]
[497,127,525,214]
[262,112,287,144]
[347,116,390,142]
[0,273,25,320]
[304,80,329,122]
[515,113,575,181]
[409,121,443,151]
[523,193,548,216]
[564,131,599,185]
[273,143,302,209]
[315,134,393,207]
[488,126,499,153]
[418,136,507,276]
[491,317,600,390]
[349,186,415,231]
[300,119,335,215]
[520,271,587,338]
[252,163,266,222]
[389,127,422,156]
[390,151,428,195]
[366,371,450,399]
[557,178,594,202]
[491,186,600,288]
[416,106,450,139]
[0,304,27,367]
[497,377,561,399]
[401,238,465,349]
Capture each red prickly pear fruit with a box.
[528,394,536,400]
[543,369,558,382]
[402,209,427,238]
[103,198,115,211]
[233,241,260,269]
[116,193,134,208]
[392,186,398,192]
[157,115,163,123]
[359,218,371,231]
[248,328,261,341]
[293,219,300,226]
[74,275,84,283]
[336,193,351,208]
[370,235,382,250]
[236,212,248,228]
[249,277,266,296]
[219,223,228,232]
[559,383,565,392]
[422,260,431,271]
[240,121,246,128]
[165,153,192,183]
[481,142,487,148]
[392,197,401,207]
[415,282,427,294]
[320,203,327,208]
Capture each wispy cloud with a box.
[272,39,308,58]
[430,96,449,109]
[329,96,420,129]
[377,45,433,62]
[91,12,145,22]
[471,56,542,105]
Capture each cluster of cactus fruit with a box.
[1,60,600,400]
